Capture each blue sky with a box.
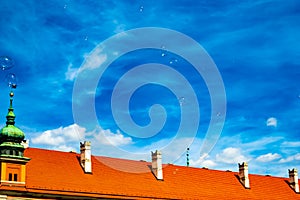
[0,0,299,176]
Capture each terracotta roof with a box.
[1,147,299,199]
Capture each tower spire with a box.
[6,91,16,126]
[0,91,26,157]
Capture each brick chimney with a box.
[289,168,299,193]
[151,150,163,180]
[80,141,92,173]
[238,162,250,189]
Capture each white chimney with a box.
[238,162,250,189]
[21,140,29,149]
[289,168,299,193]
[151,150,163,180]
[80,141,92,173]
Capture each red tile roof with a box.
[1,147,299,199]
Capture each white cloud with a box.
[94,128,132,146]
[112,19,128,37]
[81,48,107,71]
[190,153,217,168]
[216,147,249,164]
[56,145,76,152]
[266,117,277,127]
[32,124,132,149]
[32,131,65,145]
[32,124,85,146]
[256,153,281,162]
[65,63,78,81]
[190,153,208,165]
[31,124,133,154]
[243,136,283,152]
[279,153,300,163]
[201,160,217,168]
[114,23,126,34]
[281,141,300,147]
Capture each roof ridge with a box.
[95,154,150,163]
[26,147,79,154]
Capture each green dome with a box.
[0,124,25,143]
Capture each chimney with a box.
[21,139,29,148]
[238,162,250,189]
[80,141,92,173]
[151,150,163,180]
[289,168,299,193]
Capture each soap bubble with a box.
[178,97,185,106]
[0,56,14,70]
[139,6,144,12]
[5,73,17,89]
[161,45,167,57]
[169,58,178,65]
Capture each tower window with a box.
[7,165,21,182]
[8,173,12,181]
[14,174,18,181]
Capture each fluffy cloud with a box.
[94,128,132,146]
[190,153,217,168]
[256,153,281,162]
[31,124,132,151]
[56,144,76,152]
[266,117,277,127]
[65,63,78,81]
[281,141,300,147]
[201,160,217,168]
[216,147,249,164]
[32,131,65,146]
[242,136,283,151]
[279,153,300,163]
[32,124,85,145]
[81,48,107,71]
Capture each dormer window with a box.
[6,164,21,182]
[7,173,17,181]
